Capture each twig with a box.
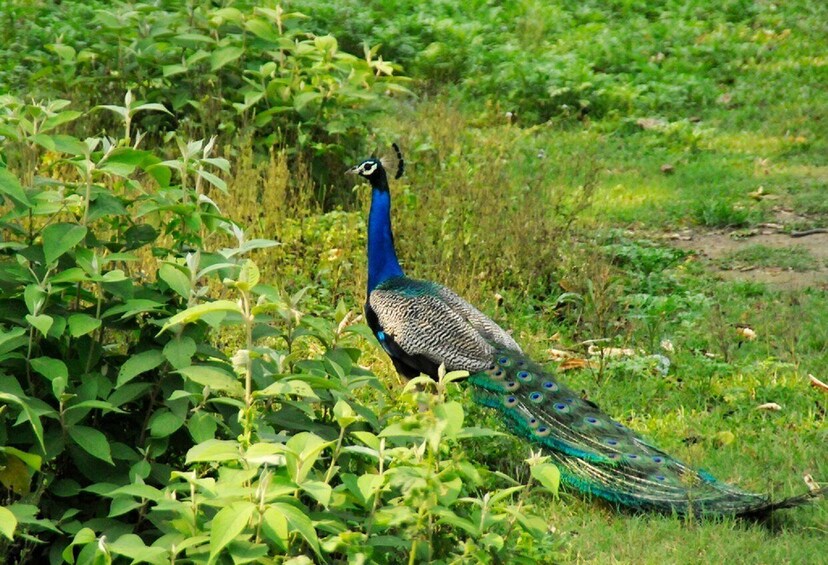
[790,228,828,238]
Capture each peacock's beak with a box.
[345,166,358,175]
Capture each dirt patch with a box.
[667,229,828,290]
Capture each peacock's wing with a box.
[469,348,795,515]
[368,277,519,375]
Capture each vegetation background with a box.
[0,0,825,563]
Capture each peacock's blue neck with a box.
[367,185,404,292]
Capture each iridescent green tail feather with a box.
[470,349,824,516]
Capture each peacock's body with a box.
[349,148,822,517]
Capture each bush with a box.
[0,0,411,191]
[0,96,561,564]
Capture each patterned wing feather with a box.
[369,277,517,373]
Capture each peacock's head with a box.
[347,144,404,185]
[347,157,385,181]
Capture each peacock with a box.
[348,145,824,517]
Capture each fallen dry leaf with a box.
[548,348,575,360]
[809,374,828,393]
[736,326,757,341]
[636,117,666,130]
[803,474,821,494]
[559,358,592,371]
[748,186,764,200]
[587,345,637,357]
[755,402,782,411]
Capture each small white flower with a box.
[231,349,250,371]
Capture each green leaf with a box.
[157,300,241,334]
[163,336,197,369]
[64,400,124,415]
[293,91,321,112]
[158,263,191,299]
[530,463,560,496]
[117,349,165,387]
[435,401,464,436]
[68,314,101,337]
[333,399,358,429]
[197,170,227,193]
[0,455,31,494]
[299,480,332,507]
[132,103,172,116]
[149,409,185,438]
[25,314,53,337]
[124,224,159,249]
[236,259,259,291]
[103,299,166,320]
[95,104,127,119]
[42,223,87,264]
[0,393,45,452]
[176,365,243,395]
[49,43,76,61]
[2,447,41,471]
[285,432,332,484]
[210,46,244,71]
[163,64,188,77]
[243,443,285,466]
[108,497,143,518]
[260,507,288,550]
[272,502,320,557]
[68,425,114,464]
[51,135,89,156]
[24,284,45,315]
[350,431,380,451]
[0,327,27,355]
[62,527,96,564]
[0,506,17,540]
[357,474,383,505]
[187,412,218,443]
[50,268,89,284]
[42,111,82,132]
[209,501,255,562]
[0,168,32,206]
[185,439,240,464]
[30,357,68,381]
[109,534,168,565]
[245,18,281,42]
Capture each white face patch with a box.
[359,161,378,176]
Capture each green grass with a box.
[475,249,828,562]
[719,245,820,271]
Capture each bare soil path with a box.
[668,228,828,290]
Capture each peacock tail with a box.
[469,348,814,516]
[349,148,824,517]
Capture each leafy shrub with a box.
[291,0,809,123]
[0,0,411,189]
[0,96,561,563]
